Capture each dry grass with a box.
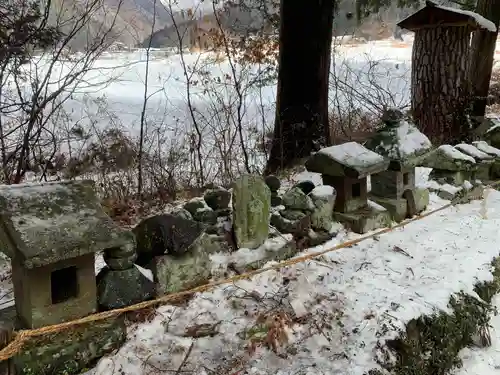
[328,110,380,145]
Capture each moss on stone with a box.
[14,316,126,375]
[372,256,500,375]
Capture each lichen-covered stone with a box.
[369,196,408,222]
[455,143,494,161]
[0,180,134,268]
[13,313,126,375]
[474,117,500,149]
[280,209,307,221]
[193,207,218,224]
[103,243,137,271]
[232,174,271,249]
[310,185,336,231]
[133,214,206,266]
[473,142,500,179]
[333,202,391,234]
[149,233,221,294]
[183,198,207,216]
[270,212,311,236]
[171,207,193,220]
[265,175,281,192]
[307,229,337,247]
[215,208,231,217]
[429,169,474,186]
[204,187,231,210]
[271,194,282,207]
[472,140,500,158]
[282,187,315,212]
[370,169,416,199]
[236,239,298,272]
[454,143,494,181]
[0,180,136,330]
[97,265,156,310]
[106,244,136,258]
[414,187,429,213]
[293,180,316,195]
[103,252,137,270]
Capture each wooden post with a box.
[0,322,15,375]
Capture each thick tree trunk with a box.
[411,26,472,145]
[265,0,335,175]
[469,0,500,118]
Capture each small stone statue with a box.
[381,108,405,126]
[265,175,282,207]
[97,242,156,310]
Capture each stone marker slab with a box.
[232,174,271,249]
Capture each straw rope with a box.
[0,180,497,362]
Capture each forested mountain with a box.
[48,0,472,50]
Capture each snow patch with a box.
[455,143,492,160]
[392,120,432,157]
[426,180,462,194]
[368,199,387,211]
[486,123,500,134]
[440,144,476,163]
[135,264,154,282]
[310,185,335,198]
[472,141,500,157]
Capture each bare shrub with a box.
[328,35,411,144]
[0,0,126,184]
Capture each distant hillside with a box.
[47,0,174,51]
[139,3,275,49]
[140,0,425,49]
[48,0,428,51]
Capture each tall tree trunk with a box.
[411,26,472,145]
[469,0,500,118]
[264,0,335,175]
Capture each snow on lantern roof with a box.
[398,1,497,33]
[419,144,477,172]
[305,142,389,179]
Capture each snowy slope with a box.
[84,169,500,375]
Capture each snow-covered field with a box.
[12,36,414,161]
[55,33,500,138]
[60,38,413,135]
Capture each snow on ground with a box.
[83,169,500,375]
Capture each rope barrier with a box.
[0,180,498,362]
